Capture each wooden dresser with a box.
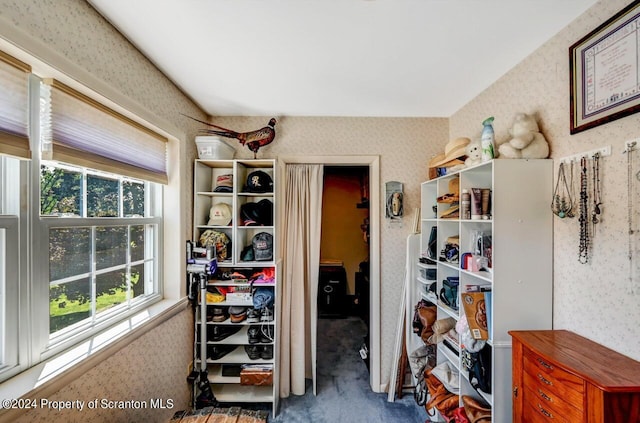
[510,330,640,423]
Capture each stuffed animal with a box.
[465,139,483,167]
[499,113,549,159]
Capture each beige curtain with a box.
[279,164,324,397]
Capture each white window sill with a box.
[0,297,188,422]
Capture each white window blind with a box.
[41,79,168,184]
[0,50,31,159]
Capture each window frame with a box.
[35,164,164,358]
[0,72,168,384]
[0,215,19,377]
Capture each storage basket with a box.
[195,136,236,159]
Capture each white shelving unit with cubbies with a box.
[191,158,280,415]
[415,159,553,422]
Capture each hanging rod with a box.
[623,139,638,154]
[559,145,611,164]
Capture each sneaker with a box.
[208,325,241,342]
[246,308,260,323]
[208,307,228,322]
[247,325,261,344]
[259,325,274,343]
[244,345,261,360]
[261,345,273,360]
[207,344,235,360]
[260,307,274,322]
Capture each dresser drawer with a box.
[524,348,584,399]
[522,369,583,413]
[511,330,640,423]
[521,393,576,423]
[522,383,583,423]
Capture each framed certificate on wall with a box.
[570,1,640,134]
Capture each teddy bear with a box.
[498,113,549,159]
[465,138,483,167]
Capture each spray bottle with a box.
[481,116,495,162]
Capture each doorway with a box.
[278,155,381,392]
[318,165,370,365]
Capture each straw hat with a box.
[429,137,471,168]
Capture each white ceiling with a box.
[88,0,598,118]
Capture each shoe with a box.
[209,307,228,322]
[261,345,273,360]
[246,308,260,323]
[244,345,261,360]
[259,325,274,343]
[229,306,247,323]
[260,307,274,322]
[207,344,235,360]
[247,325,261,344]
[208,325,241,341]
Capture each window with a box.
[0,49,169,383]
[41,164,161,342]
[0,156,21,380]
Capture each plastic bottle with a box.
[461,189,471,220]
[481,116,495,162]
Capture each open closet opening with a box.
[318,165,371,371]
[279,155,381,394]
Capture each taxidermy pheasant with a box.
[183,115,276,158]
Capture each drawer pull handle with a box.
[538,404,554,419]
[538,389,552,402]
[536,357,553,370]
[537,373,553,385]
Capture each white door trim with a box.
[278,155,382,392]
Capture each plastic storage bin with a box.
[195,136,236,159]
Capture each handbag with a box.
[411,344,436,407]
[417,304,437,344]
[414,372,427,407]
[451,407,471,423]
[429,361,460,394]
[408,344,436,378]
[440,277,459,310]
[424,367,459,419]
[412,300,437,344]
[462,345,491,393]
[462,395,491,423]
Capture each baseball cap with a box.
[244,170,273,193]
[257,199,273,226]
[213,174,233,192]
[240,202,261,226]
[252,232,273,261]
[199,229,231,262]
[208,203,232,226]
[240,199,273,226]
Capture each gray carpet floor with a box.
[271,317,428,422]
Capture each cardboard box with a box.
[461,292,489,340]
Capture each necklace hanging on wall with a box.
[625,141,637,291]
[578,156,589,264]
[592,152,602,228]
[551,162,574,218]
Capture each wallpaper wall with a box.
[14,311,193,423]
[3,0,636,420]
[0,0,203,421]
[214,116,449,385]
[450,0,640,361]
